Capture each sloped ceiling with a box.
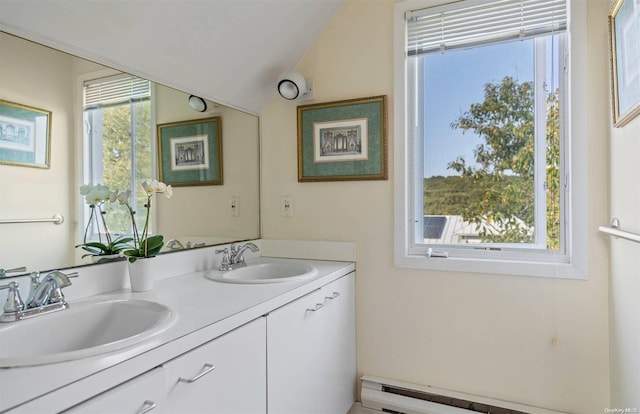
[0,0,344,114]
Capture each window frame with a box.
[393,0,589,279]
[77,71,158,244]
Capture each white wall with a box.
[0,32,76,271]
[606,0,640,406]
[260,0,611,412]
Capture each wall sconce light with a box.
[277,71,313,101]
[188,95,208,112]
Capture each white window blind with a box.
[84,74,151,109]
[407,0,567,56]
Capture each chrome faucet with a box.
[216,242,259,271]
[0,270,77,323]
[166,240,206,250]
[166,239,186,250]
[26,271,74,308]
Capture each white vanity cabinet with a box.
[64,317,266,414]
[2,259,356,414]
[64,367,166,414]
[163,317,266,413]
[267,272,356,414]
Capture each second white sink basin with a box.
[206,259,317,284]
[0,299,175,368]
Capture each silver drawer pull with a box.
[324,291,340,301]
[137,400,157,414]
[306,303,324,312]
[178,363,216,383]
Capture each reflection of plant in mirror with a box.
[122,180,173,263]
[76,184,132,258]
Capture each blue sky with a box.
[422,40,535,177]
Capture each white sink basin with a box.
[206,260,317,284]
[0,299,175,368]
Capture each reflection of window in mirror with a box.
[82,74,155,240]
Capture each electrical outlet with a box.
[230,196,240,217]
[281,195,293,217]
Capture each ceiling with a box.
[0,0,345,114]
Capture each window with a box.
[394,0,588,278]
[83,74,154,239]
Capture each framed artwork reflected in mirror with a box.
[0,99,51,168]
[157,117,223,186]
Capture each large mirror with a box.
[0,32,260,277]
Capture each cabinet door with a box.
[268,272,356,414]
[164,317,266,414]
[64,367,165,414]
[320,272,357,412]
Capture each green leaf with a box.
[77,242,110,255]
[141,235,164,254]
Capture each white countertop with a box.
[0,256,355,413]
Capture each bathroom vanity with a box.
[0,245,356,414]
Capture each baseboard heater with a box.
[361,376,567,414]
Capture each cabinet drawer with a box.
[64,367,165,414]
[164,317,266,413]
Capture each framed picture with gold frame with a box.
[297,95,387,182]
[609,0,640,127]
[157,117,223,186]
[0,99,51,168]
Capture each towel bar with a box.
[0,214,64,225]
[598,218,640,244]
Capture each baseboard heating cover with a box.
[361,376,568,414]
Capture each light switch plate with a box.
[230,196,240,217]
[281,195,293,217]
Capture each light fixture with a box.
[188,95,207,112]
[277,71,313,101]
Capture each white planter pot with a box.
[127,258,155,292]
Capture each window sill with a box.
[394,252,587,280]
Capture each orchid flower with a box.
[77,180,172,262]
[123,180,172,262]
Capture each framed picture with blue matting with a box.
[0,100,51,169]
[297,95,387,182]
[157,117,223,186]
[609,0,640,127]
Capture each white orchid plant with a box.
[77,180,173,262]
[121,180,173,263]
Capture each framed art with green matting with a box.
[157,117,222,186]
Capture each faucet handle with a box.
[62,271,79,280]
[215,248,231,270]
[0,281,25,313]
[0,266,27,278]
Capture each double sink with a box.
[0,258,317,368]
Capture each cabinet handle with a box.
[137,400,157,414]
[178,363,216,384]
[306,303,324,312]
[324,291,341,301]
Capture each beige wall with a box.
[607,0,640,406]
[260,0,611,411]
[0,32,76,271]
[155,86,260,245]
